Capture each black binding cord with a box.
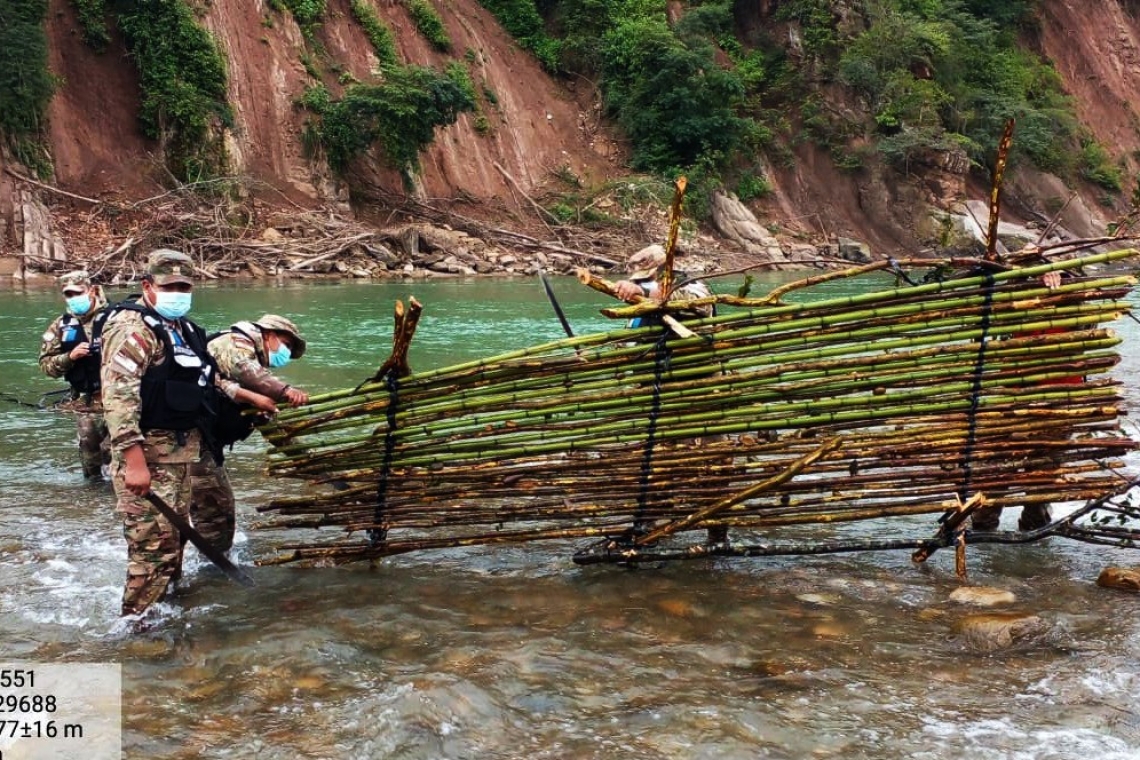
[957,271,997,502]
[369,372,400,547]
[631,330,672,540]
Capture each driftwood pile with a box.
[254,246,1140,566]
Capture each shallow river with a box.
[3,272,1140,759]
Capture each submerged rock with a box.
[954,612,1049,652]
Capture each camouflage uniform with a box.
[192,316,307,552]
[38,272,112,479]
[101,250,242,617]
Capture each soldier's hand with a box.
[68,342,91,361]
[283,386,309,405]
[1041,271,1062,290]
[247,392,279,415]
[614,280,645,302]
[122,446,151,496]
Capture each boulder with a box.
[1096,567,1140,592]
[948,586,1017,607]
[953,612,1049,653]
[709,191,789,263]
[837,237,872,263]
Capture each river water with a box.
[3,272,1140,759]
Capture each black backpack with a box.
[206,328,264,461]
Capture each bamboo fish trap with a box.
[256,246,1140,568]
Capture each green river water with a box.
[3,273,1140,759]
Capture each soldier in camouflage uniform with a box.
[39,271,112,479]
[191,314,309,552]
[101,249,276,618]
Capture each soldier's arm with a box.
[37,318,72,378]
[211,336,290,400]
[100,315,155,454]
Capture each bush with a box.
[113,0,233,180]
[476,0,561,71]
[1079,137,1123,192]
[0,0,55,139]
[310,64,476,177]
[602,17,747,172]
[403,0,451,52]
[350,0,399,67]
[69,0,112,51]
[735,172,772,202]
[275,0,327,28]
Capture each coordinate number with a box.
[0,695,56,713]
[0,670,33,689]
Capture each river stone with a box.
[948,585,1016,606]
[954,612,1049,652]
[796,592,840,606]
[1096,566,1140,591]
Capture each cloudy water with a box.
[3,273,1140,759]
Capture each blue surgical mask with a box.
[65,294,91,316]
[153,291,192,320]
[269,343,292,368]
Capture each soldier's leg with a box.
[76,411,105,479]
[189,450,235,553]
[113,459,191,617]
[1018,504,1052,532]
[96,415,111,477]
[970,505,1002,531]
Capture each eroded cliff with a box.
[3,0,1140,264]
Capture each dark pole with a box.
[143,491,255,587]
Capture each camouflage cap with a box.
[58,270,93,294]
[627,244,667,279]
[146,248,195,286]
[255,314,307,359]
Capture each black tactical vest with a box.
[112,302,218,432]
[59,310,109,398]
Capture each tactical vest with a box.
[59,310,109,397]
[205,325,263,451]
[112,302,218,433]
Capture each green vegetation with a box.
[476,0,560,71]
[601,13,748,173]
[113,0,232,181]
[272,0,327,30]
[534,0,1117,215]
[830,1,1079,177]
[69,0,112,51]
[402,0,451,52]
[350,0,400,67]
[0,0,55,176]
[1079,136,1123,191]
[301,64,475,181]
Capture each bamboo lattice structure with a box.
[255,248,1140,566]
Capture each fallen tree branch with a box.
[4,167,103,206]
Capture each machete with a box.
[143,491,256,587]
[538,271,575,338]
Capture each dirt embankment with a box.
[2,0,1139,271]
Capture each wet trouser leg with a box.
[189,450,236,553]
[971,505,1002,531]
[1018,504,1052,532]
[112,459,191,616]
[76,411,110,479]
